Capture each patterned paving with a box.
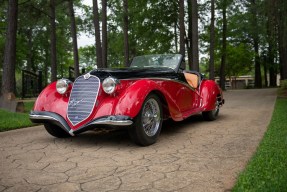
[0,89,277,192]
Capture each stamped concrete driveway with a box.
[0,89,277,192]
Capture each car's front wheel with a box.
[44,123,71,138]
[129,93,163,146]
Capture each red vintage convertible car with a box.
[30,54,224,146]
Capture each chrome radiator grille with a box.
[67,74,100,126]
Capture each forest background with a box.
[1,0,287,97]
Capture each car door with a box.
[176,73,200,113]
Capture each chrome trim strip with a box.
[30,111,133,135]
[119,77,173,81]
[29,113,74,136]
[69,130,75,136]
[120,77,194,88]
[120,77,202,95]
[90,119,133,126]
[29,114,58,121]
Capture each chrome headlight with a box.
[102,77,118,94]
[56,79,71,94]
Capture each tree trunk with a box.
[123,0,129,67]
[254,44,262,88]
[174,22,178,53]
[209,0,215,80]
[219,0,227,90]
[191,0,199,71]
[278,0,287,80]
[26,28,33,71]
[187,0,192,69]
[179,0,185,59]
[268,55,277,87]
[251,0,262,88]
[254,38,262,88]
[50,0,57,82]
[263,55,268,87]
[44,47,49,86]
[68,0,80,78]
[1,0,18,95]
[102,0,107,68]
[93,0,103,68]
[266,0,277,87]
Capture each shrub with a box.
[281,80,287,90]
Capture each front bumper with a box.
[29,111,133,136]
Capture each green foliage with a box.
[0,1,7,71]
[0,102,36,132]
[1,0,86,87]
[107,0,178,66]
[233,98,287,191]
[225,43,254,77]
[79,45,97,70]
[1,0,285,92]
[23,101,35,112]
[200,0,276,80]
[281,80,287,90]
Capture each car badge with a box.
[84,73,91,80]
[69,98,84,108]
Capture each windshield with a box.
[130,54,182,70]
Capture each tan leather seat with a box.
[184,72,199,89]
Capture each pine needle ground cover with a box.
[233,98,287,191]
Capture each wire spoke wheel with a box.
[142,98,161,137]
[202,97,221,121]
[211,100,220,117]
[129,93,163,146]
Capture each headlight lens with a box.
[56,79,71,94]
[102,77,118,94]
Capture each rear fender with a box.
[200,80,222,111]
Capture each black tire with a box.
[129,93,163,146]
[202,100,220,121]
[44,123,71,138]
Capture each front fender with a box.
[114,80,160,118]
[33,82,70,119]
[113,79,185,121]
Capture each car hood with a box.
[89,67,177,81]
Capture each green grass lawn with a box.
[0,101,36,132]
[233,97,287,191]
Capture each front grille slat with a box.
[67,75,100,126]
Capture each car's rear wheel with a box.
[44,123,71,138]
[202,99,220,121]
[129,93,163,146]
